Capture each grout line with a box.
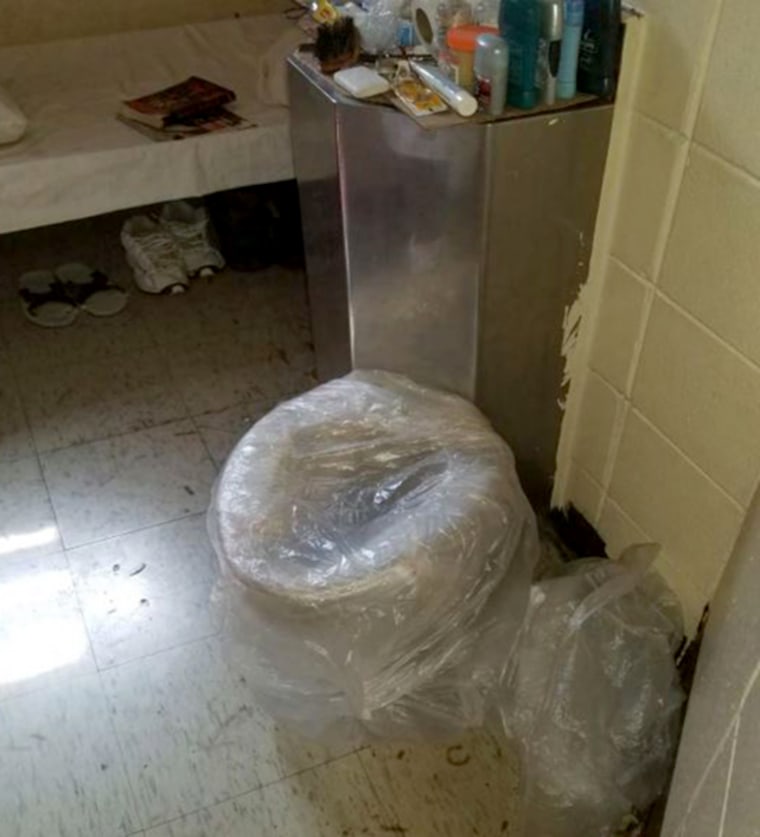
[632,107,689,142]
[608,250,760,382]
[648,138,691,289]
[626,406,745,512]
[60,546,101,686]
[189,412,223,474]
[579,0,726,518]
[257,747,371,793]
[590,286,755,512]
[567,458,605,525]
[681,0,728,141]
[355,746,400,822]
[0,655,96,708]
[690,138,760,189]
[608,252,653,288]
[594,270,654,499]
[550,12,648,507]
[583,370,627,499]
[34,413,197,459]
[588,272,760,511]
[63,508,207,554]
[622,283,654,399]
[718,719,740,837]
[94,666,148,835]
[12,357,74,562]
[27,382,272,462]
[600,494,651,540]
[655,287,760,376]
[94,627,223,675]
[133,746,367,835]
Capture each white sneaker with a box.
[159,201,225,278]
[121,216,188,294]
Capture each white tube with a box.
[411,63,479,117]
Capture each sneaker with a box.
[159,200,225,278]
[121,215,188,294]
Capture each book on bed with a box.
[120,76,236,128]
[117,108,254,142]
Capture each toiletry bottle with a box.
[577,0,621,99]
[499,0,540,109]
[448,24,499,91]
[536,0,563,105]
[474,32,509,115]
[435,2,454,74]
[556,0,583,99]
[435,1,451,50]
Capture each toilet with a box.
[209,370,538,738]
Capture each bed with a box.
[0,14,304,234]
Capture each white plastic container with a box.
[333,66,391,99]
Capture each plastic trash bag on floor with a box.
[501,545,685,837]
[209,370,539,743]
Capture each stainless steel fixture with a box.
[289,55,612,505]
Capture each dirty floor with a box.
[0,215,520,837]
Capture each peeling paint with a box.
[558,279,589,410]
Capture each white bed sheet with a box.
[0,15,301,233]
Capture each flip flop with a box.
[55,262,128,317]
[18,270,79,328]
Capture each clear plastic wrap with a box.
[501,545,686,837]
[209,370,539,742]
[352,0,404,53]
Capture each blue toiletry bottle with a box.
[578,0,621,99]
[499,0,541,109]
[557,0,583,99]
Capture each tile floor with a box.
[0,216,520,836]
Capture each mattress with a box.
[0,14,302,233]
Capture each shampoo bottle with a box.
[556,0,583,99]
[537,0,563,105]
[577,0,621,99]
[499,0,540,109]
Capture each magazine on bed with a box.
[118,76,255,141]
[117,108,255,142]
[120,76,236,128]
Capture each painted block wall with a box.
[0,0,290,47]
[556,0,760,637]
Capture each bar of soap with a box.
[333,66,391,99]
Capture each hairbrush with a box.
[315,17,360,74]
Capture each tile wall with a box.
[559,0,760,636]
[558,3,760,831]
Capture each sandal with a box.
[55,262,128,317]
[18,270,79,328]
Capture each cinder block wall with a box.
[557,0,760,637]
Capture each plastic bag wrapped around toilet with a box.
[209,370,539,742]
[501,545,685,837]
